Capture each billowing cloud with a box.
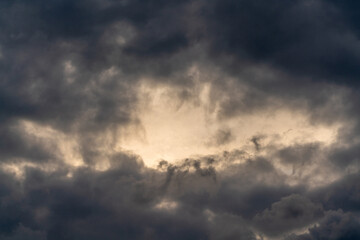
[253,194,324,236]
[0,0,360,239]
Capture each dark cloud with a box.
[251,135,264,151]
[0,153,246,239]
[286,210,360,240]
[276,143,321,175]
[0,122,54,163]
[0,146,358,239]
[253,194,324,236]
[206,0,360,86]
[208,128,235,146]
[277,143,320,165]
[1,0,360,239]
[310,173,360,213]
[0,0,358,127]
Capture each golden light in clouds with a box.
[20,120,84,167]
[4,81,339,174]
[119,81,340,167]
[3,1,360,238]
[0,120,84,178]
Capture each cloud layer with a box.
[1,0,360,239]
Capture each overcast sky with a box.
[1,0,360,239]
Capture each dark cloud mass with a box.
[1,0,360,239]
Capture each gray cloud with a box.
[0,146,358,239]
[286,210,360,240]
[1,0,360,239]
[207,128,235,146]
[253,194,324,236]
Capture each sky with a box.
[0,0,360,239]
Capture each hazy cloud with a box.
[0,0,360,239]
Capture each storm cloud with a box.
[0,0,360,239]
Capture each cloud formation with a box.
[0,0,360,239]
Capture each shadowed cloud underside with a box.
[0,0,360,239]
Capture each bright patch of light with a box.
[154,199,179,211]
[118,81,340,167]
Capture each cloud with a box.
[253,194,324,236]
[1,0,360,239]
[310,173,360,213]
[208,128,235,146]
[286,210,360,240]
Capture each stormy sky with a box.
[1,0,360,239]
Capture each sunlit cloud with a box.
[119,80,340,167]
[0,0,359,239]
